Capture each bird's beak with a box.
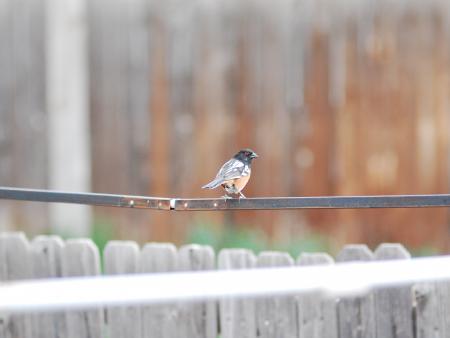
[251,152,259,159]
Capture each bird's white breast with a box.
[242,165,251,176]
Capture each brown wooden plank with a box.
[88,0,152,240]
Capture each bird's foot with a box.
[222,194,233,200]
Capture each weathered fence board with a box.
[0,232,32,338]
[374,244,413,338]
[104,241,141,338]
[414,279,450,338]
[0,233,449,338]
[177,245,217,338]
[297,253,337,338]
[88,0,153,240]
[62,239,103,338]
[30,236,65,338]
[2,0,450,250]
[336,245,376,338]
[256,251,296,338]
[0,0,48,235]
[140,243,178,338]
[218,249,257,338]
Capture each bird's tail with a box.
[202,178,223,189]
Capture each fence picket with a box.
[104,241,141,338]
[30,236,65,338]
[62,239,104,338]
[140,243,178,338]
[336,245,376,338]
[414,279,450,338]
[374,244,413,338]
[177,244,217,338]
[297,253,337,338]
[0,232,32,338]
[256,251,297,338]
[218,249,257,338]
[0,233,448,338]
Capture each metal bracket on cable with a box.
[1,186,450,211]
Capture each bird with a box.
[202,148,259,198]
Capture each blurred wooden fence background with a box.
[0,0,450,249]
[1,232,449,338]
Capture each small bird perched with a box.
[202,148,259,198]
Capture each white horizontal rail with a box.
[0,255,449,313]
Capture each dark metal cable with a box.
[1,186,450,211]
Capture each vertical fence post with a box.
[177,244,217,338]
[336,245,376,338]
[414,274,450,338]
[46,0,91,236]
[0,232,32,338]
[62,239,104,338]
[218,249,257,338]
[30,236,65,338]
[374,244,413,338]
[297,253,337,338]
[140,243,178,338]
[256,251,297,338]
[104,241,141,338]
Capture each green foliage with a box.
[276,234,330,258]
[91,218,115,254]
[410,245,439,257]
[187,222,267,253]
[47,217,115,254]
[187,221,330,257]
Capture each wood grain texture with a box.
[6,0,48,234]
[140,243,178,338]
[374,244,413,338]
[256,251,297,338]
[177,245,217,338]
[88,0,151,240]
[104,241,141,338]
[336,245,376,338]
[218,249,257,338]
[414,279,450,338]
[0,232,32,338]
[30,236,65,338]
[297,253,337,338]
[1,235,450,337]
[62,239,104,338]
[1,0,450,251]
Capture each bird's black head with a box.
[234,148,259,163]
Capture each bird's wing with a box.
[216,158,247,181]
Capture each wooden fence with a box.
[1,0,450,249]
[0,232,448,338]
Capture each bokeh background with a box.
[1,0,449,256]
